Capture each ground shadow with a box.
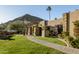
[0,35,15,40]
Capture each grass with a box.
[0,35,64,54]
[35,36,66,46]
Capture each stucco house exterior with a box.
[26,9,79,37]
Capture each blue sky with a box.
[0,5,79,24]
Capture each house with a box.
[26,9,79,37]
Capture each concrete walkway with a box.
[26,35,79,54]
[58,38,69,47]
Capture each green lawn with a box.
[0,35,64,54]
[35,36,66,46]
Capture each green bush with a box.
[71,39,79,48]
[68,37,79,49]
[68,36,74,43]
[58,34,65,39]
[58,32,69,39]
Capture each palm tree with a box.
[47,6,52,20]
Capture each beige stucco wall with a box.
[38,21,46,27]
[47,10,79,37]
[69,10,79,37]
[47,18,63,27]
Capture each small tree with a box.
[0,25,5,31]
[6,21,26,34]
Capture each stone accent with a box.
[63,13,70,34]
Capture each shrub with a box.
[68,36,74,43]
[68,37,79,49]
[71,39,79,48]
[58,32,69,39]
[58,34,62,38]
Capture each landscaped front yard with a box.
[35,36,66,46]
[0,35,64,54]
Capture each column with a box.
[33,27,36,36]
[28,27,31,35]
[42,27,46,37]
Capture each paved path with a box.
[26,35,79,54]
[58,38,69,47]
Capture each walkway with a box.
[58,38,69,47]
[26,35,79,54]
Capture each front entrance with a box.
[38,27,42,36]
[56,25,63,34]
[30,27,32,35]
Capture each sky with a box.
[0,5,79,24]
